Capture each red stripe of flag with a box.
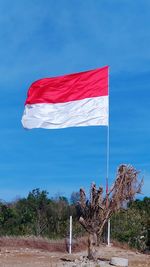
[25,66,108,105]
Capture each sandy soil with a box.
[0,244,149,267]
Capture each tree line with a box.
[0,189,83,238]
[0,188,149,252]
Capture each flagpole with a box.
[106,66,110,246]
[106,115,109,195]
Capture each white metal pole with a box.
[69,215,72,254]
[107,67,110,246]
[107,217,110,246]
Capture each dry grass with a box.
[0,235,88,253]
[111,239,136,251]
[0,236,66,252]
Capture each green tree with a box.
[111,197,150,251]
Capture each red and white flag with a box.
[21,66,109,129]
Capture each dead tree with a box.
[77,164,143,260]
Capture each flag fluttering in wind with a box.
[21,66,109,129]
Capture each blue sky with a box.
[0,0,149,201]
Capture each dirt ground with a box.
[0,244,149,267]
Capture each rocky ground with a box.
[0,243,149,267]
